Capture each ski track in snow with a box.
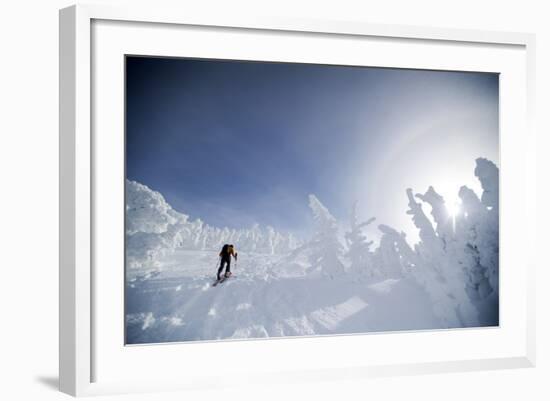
[125,249,442,344]
[310,296,369,331]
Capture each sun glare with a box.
[446,200,461,218]
[445,199,462,233]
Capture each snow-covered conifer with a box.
[345,201,376,277]
[307,194,345,278]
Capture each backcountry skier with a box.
[217,244,238,281]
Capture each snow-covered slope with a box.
[126,157,499,344]
[126,249,438,344]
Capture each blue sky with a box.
[126,56,498,238]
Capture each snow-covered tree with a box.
[126,180,182,235]
[370,158,499,327]
[345,201,376,277]
[389,187,480,328]
[375,224,415,278]
[453,158,499,324]
[410,158,499,325]
[416,186,454,239]
[306,195,345,278]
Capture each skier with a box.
[217,244,238,281]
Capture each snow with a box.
[126,249,439,344]
[126,158,499,344]
[368,278,400,294]
[310,296,369,331]
[236,303,252,311]
[125,180,300,270]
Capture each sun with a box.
[445,200,461,218]
[444,199,462,233]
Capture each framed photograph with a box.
[59,4,536,397]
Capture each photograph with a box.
[124,56,499,345]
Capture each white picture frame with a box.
[59,4,536,397]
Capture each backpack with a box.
[221,244,229,254]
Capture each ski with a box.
[213,274,234,287]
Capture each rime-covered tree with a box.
[416,186,454,239]
[414,186,477,314]
[410,159,499,325]
[375,224,416,278]
[307,194,345,278]
[390,187,480,328]
[345,201,376,277]
[453,158,499,324]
